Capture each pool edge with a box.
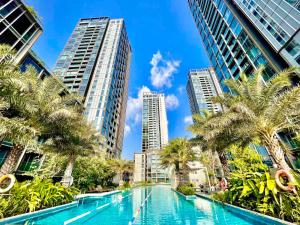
[196,193,295,225]
[0,190,121,225]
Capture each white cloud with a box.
[126,86,151,125]
[165,94,179,110]
[150,51,180,89]
[177,85,185,95]
[184,116,193,124]
[124,124,131,137]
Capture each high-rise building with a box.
[133,92,170,183]
[187,0,300,92]
[0,0,43,64]
[53,17,132,157]
[142,92,168,152]
[187,67,222,116]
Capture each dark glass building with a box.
[188,0,299,92]
[188,0,300,168]
[0,0,42,64]
[53,18,132,157]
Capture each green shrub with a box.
[0,177,78,219]
[72,156,116,192]
[212,146,300,223]
[119,181,131,190]
[177,183,195,196]
[213,171,300,223]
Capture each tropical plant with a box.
[0,177,78,219]
[213,146,300,223]
[72,156,116,192]
[177,182,195,196]
[109,159,133,186]
[189,67,300,172]
[42,115,101,187]
[189,111,231,174]
[160,138,196,188]
[198,149,220,185]
[0,46,39,176]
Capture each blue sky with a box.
[25,0,210,159]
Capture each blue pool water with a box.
[19,185,270,225]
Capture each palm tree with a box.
[110,159,133,186]
[189,112,236,175]
[42,113,101,187]
[159,138,196,188]
[190,67,300,172]
[0,45,39,176]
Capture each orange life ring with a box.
[275,170,296,193]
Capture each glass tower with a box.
[187,67,223,116]
[53,18,132,158]
[187,0,299,92]
[142,92,168,152]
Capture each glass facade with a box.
[20,51,51,79]
[233,0,300,66]
[17,153,42,173]
[187,68,223,116]
[188,0,286,92]
[0,0,42,64]
[54,18,132,157]
[142,92,168,152]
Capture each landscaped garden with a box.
[1,42,300,224]
[0,44,133,219]
[159,66,300,223]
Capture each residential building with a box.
[187,0,300,92]
[142,92,168,152]
[133,150,170,183]
[20,50,51,79]
[186,67,222,116]
[188,0,300,168]
[133,92,170,183]
[0,0,42,64]
[53,17,132,158]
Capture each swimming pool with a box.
[0,185,289,225]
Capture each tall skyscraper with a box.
[187,0,300,92]
[142,92,168,152]
[187,67,222,116]
[53,17,132,157]
[133,92,170,183]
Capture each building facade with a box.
[187,67,223,116]
[142,92,168,152]
[133,92,170,183]
[187,0,300,92]
[53,17,132,157]
[0,0,42,64]
[133,150,170,183]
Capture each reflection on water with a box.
[23,185,266,225]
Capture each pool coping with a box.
[0,190,121,225]
[195,193,295,225]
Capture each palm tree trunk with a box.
[173,172,180,189]
[218,152,229,177]
[0,145,24,176]
[267,138,291,171]
[61,153,76,187]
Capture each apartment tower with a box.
[53,17,132,157]
[187,67,222,116]
[142,92,168,152]
[188,0,300,91]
